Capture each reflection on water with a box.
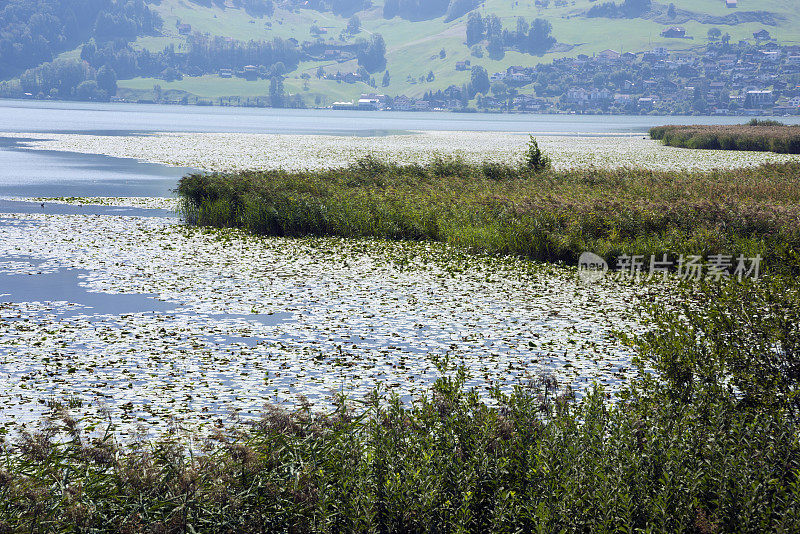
[0,136,192,197]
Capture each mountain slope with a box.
[3,0,800,104]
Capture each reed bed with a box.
[650,123,800,154]
[2,276,800,532]
[177,157,800,276]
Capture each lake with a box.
[3,99,798,138]
[2,99,798,197]
[0,99,782,435]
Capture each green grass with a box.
[176,149,800,276]
[651,123,800,154]
[117,74,369,103]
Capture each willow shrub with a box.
[178,159,800,276]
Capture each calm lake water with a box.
[1,98,798,197]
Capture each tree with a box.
[516,17,529,37]
[316,66,325,79]
[81,42,97,63]
[439,48,446,59]
[96,65,117,95]
[269,76,285,108]
[357,34,386,72]
[667,3,676,18]
[485,15,502,40]
[382,70,390,87]
[528,18,555,55]
[470,65,490,96]
[383,0,399,18]
[487,35,504,60]
[75,80,101,101]
[522,136,551,172]
[347,15,361,34]
[621,0,651,16]
[491,81,508,98]
[466,12,484,45]
[707,27,722,41]
[427,70,435,82]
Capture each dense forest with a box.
[0,0,161,79]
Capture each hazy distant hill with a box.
[1,0,799,106]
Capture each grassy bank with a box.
[177,155,800,275]
[2,277,799,532]
[650,122,800,154]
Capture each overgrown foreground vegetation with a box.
[1,277,800,532]
[178,153,800,275]
[650,122,800,154]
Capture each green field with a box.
[126,0,800,102]
[118,73,369,105]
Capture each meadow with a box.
[651,121,800,154]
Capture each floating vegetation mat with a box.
[4,131,800,172]
[0,209,649,439]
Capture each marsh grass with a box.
[650,124,800,154]
[178,158,800,275]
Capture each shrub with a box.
[521,135,551,172]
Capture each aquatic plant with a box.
[6,130,800,173]
[2,276,800,532]
[178,160,800,276]
[650,124,800,154]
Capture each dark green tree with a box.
[470,65,490,96]
[269,76,285,108]
[466,12,484,45]
[96,65,117,95]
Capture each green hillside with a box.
[4,0,799,105]
[110,0,800,101]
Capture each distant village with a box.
[331,34,800,116]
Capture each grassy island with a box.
[650,121,800,154]
[178,153,800,276]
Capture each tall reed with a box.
[650,124,800,154]
[178,159,800,275]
